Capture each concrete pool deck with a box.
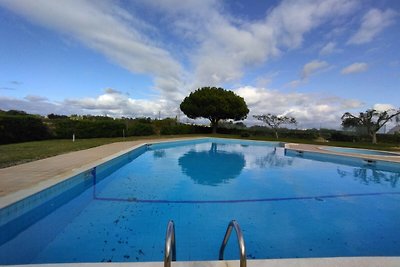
[7,257,400,267]
[1,137,400,267]
[285,143,400,163]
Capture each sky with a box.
[0,0,399,129]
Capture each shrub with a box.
[51,119,125,139]
[0,114,50,144]
[241,132,250,138]
[329,132,359,142]
[377,133,400,144]
[127,123,154,136]
[160,124,195,135]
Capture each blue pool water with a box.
[321,146,400,156]
[0,138,400,264]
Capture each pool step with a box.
[164,220,246,267]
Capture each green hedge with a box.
[50,119,125,139]
[127,123,154,136]
[160,124,195,135]
[2,111,399,145]
[377,133,400,144]
[0,115,50,144]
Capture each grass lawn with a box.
[0,134,399,169]
[0,135,202,168]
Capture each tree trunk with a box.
[371,132,377,144]
[274,129,279,140]
[212,124,217,134]
[211,119,219,134]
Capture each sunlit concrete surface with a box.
[285,143,400,163]
[8,257,400,267]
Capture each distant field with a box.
[0,134,399,168]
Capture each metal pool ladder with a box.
[219,220,247,267]
[164,220,246,267]
[164,220,176,267]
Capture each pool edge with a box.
[6,257,400,267]
[285,143,400,164]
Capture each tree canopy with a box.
[180,87,249,133]
[253,113,297,139]
[341,108,400,144]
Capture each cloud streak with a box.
[301,60,330,80]
[0,0,185,99]
[0,0,360,94]
[341,62,368,74]
[319,42,341,55]
[137,0,358,88]
[348,8,397,45]
[288,60,330,88]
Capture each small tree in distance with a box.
[180,87,249,133]
[253,114,297,139]
[341,108,400,144]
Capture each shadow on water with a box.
[178,143,245,186]
[153,149,166,158]
[255,148,294,168]
[337,167,400,188]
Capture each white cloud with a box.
[348,8,397,45]
[0,96,68,115]
[0,0,362,97]
[0,89,180,118]
[301,60,330,79]
[233,86,363,129]
[341,62,368,74]
[287,79,303,88]
[139,0,358,88]
[373,103,395,112]
[24,95,48,102]
[287,60,330,87]
[64,89,175,117]
[0,0,185,99]
[2,0,389,130]
[319,42,341,55]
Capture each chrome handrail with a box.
[219,220,246,267]
[164,220,176,267]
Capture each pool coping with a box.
[7,257,400,267]
[318,146,400,157]
[285,143,400,164]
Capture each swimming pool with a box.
[0,138,400,264]
[320,146,400,156]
